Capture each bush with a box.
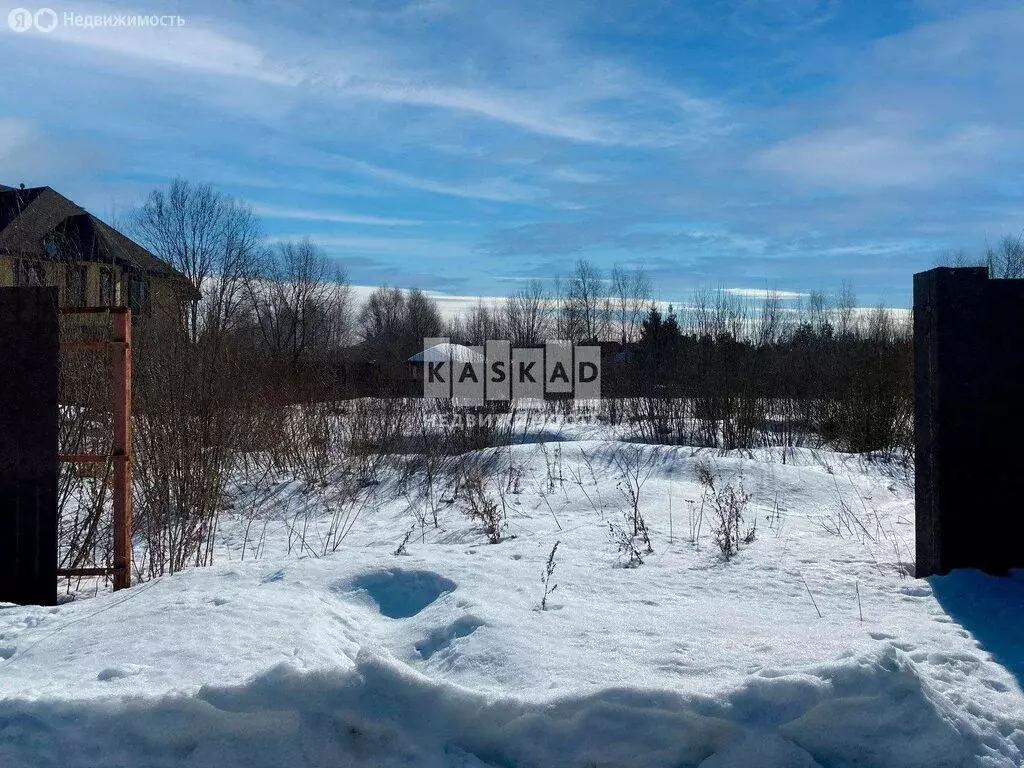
[461,468,505,544]
[697,460,754,560]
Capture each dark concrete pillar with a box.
[0,287,59,606]
[914,268,1024,577]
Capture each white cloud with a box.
[723,288,807,300]
[547,167,605,184]
[270,235,424,252]
[756,125,1004,189]
[6,1,727,153]
[35,8,300,84]
[0,118,33,160]
[753,6,1024,192]
[348,285,506,320]
[253,205,421,227]
[343,81,613,144]
[0,118,103,182]
[269,234,472,256]
[340,158,542,203]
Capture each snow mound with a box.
[0,648,998,768]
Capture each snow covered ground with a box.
[2,432,1023,767]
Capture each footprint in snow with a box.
[899,585,932,598]
[98,665,144,681]
[347,569,456,619]
[0,646,15,660]
[982,678,1011,693]
[415,616,485,659]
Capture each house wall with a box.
[43,261,63,301]
[148,278,181,322]
[84,263,124,306]
[0,256,182,319]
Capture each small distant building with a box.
[407,342,485,390]
[408,342,486,366]
[408,341,485,375]
[0,184,197,316]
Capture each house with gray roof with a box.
[0,184,197,316]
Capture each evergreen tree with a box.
[636,305,684,387]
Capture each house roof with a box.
[408,342,485,364]
[0,185,194,288]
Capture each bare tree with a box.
[131,178,262,342]
[553,275,583,342]
[986,233,1024,278]
[611,264,651,343]
[807,290,834,337]
[754,290,783,347]
[835,281,857,338]
[405,288,444,352]
[692,286,714,339]
[694,287,744,341]
[247,238,353,368]
[451,299,503,345]
[360,286,405,346]
[502,280,552,346]
[359,285,443,358]
[936,248,985,269]
[566,259,611,342]
[723,290,749,341]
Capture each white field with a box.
[1,421,1022,767]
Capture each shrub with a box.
[461,468,505,544]
[697,462,754,560]
[541,540,560,610]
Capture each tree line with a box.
[54,177,1018,585]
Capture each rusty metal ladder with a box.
[57,306,132,590]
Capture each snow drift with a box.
[0,646,995,768]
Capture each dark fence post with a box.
[0,287,58,606]
[914,267,1024,577]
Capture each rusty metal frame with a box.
[58,306,132,590]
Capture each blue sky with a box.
[1,0,1022,309]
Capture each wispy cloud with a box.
[253,204,422,227]
[755,5,1024,191]
[339,158,543,203]
[269,233,470,254]
[32,5,299,84]
[723,287,807,300]
[0,118,32,157]
[342,82,615,144]
[757,125,1004,189]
